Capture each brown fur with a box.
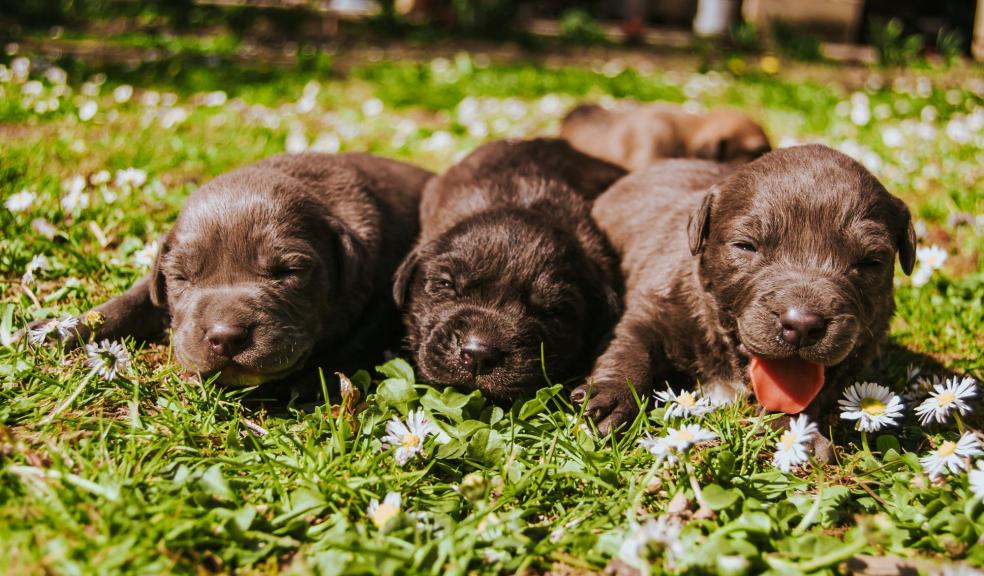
[572,145,916,435]
[560,103,771,171]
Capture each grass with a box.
[1,43,983,574]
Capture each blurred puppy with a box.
[394,138,626,399]
[30,153,432,387]
[572,145,915,435]
[560,102,771,170]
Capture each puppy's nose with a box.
[779,308,827,348]
[459,335,502,375]
[205,322,250,357]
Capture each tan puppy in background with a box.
[560,102,771,170]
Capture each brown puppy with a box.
[33,153,432,387]
[560,103,771,171]
[394,138,626,400]
[572,145,915,434]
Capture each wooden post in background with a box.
[975,0,984,60]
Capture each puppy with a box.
[32,153,432,387]
[560,103,771,171]
[572,145,915,434]
[394,138,626,399]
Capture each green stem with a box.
[954,412,966,435]
[860,431,872,458]
[685,459,704,506]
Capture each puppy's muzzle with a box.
[205,322,251,358]
[459,333,504,376]
[778,307,827,349]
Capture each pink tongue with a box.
[749,355,825,414]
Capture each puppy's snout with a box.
[778,307,827,348]
[206,322,250,357]
[459,334,503,375]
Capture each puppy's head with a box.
[688,109,771,163]
[151,167,368,386]
[394,209,619,399]
[689,144,915,412]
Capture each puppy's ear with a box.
[392,246,421,308]
[688,190,715,255]
[326,216,372,297]
[148,231,172,308]
[892,197,917,276]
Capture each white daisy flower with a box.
[618,515,684,572]
[203,90,227,107]
[655,387,714,419]
[916,245,948,272]
[21,253,48,285]
[773,415,819,472]
[4,189,36,213]
[114,167,147,190]
[381,408,440,465]
[367,491,401,528]
[112,84,133,103]
[89,169,111,186]
[362,98,384,117]
[920,433,983,480]
[27,320,58,345]
[969,460,984,501]
[665,424,717,451]
[78,100,97,121]
[914,376,978,425]
[838,382,904,432]
[84,339,131,381]
[638,432,678,465]
[61,176,89,213]
[133,240,159,269]
[911,266,933,287]
[54,316,79,339]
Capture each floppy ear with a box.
[392,247,421,308]
[688,190,715,255]
[326,215,373,297]
[893,198,917,276]
[148,231,172,308]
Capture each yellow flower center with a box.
[371,503,400,528]
[676,430,695,443]
[677,393,696,408]
[401,433,421,450]
[860,398,886,415]
[936,391,956,407]
[779,431,798,449]
[938,441,957,457]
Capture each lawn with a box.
[1,42,983,575]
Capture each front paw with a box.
[571,379,641,436]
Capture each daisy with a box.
[54,316,79,339]
[920,433,983,480]
[4,189,35,213]
[78,100,97,121]
[916,245,948,271]
[638,432,678,465]
[969,460,984,501]
[915,376,978,425]
[84,339,131,381]
[367,491,401,528]
[664,424,717,452]
[618,515,684,573]
[772,415,819,472]
[838,382,904,432]
[133,240,159,268]
[381,409,440,465]
[21,253,48,284]
[655,387,713,419]
[89,169,111,186]
[114,168,147,190]
[27,320,58,345]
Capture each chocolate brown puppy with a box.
[560,103,771,171]
[394,138,626,399]
[33,153,432,387]
[572,145,915,434]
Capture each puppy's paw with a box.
[571,380,639,436]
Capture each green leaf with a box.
[199,464,234,501]
[420,387,484,422]
[376,377,419,411]
[876,434,901,455]
[375,358,415,385]
[702,484,741,511]
[517,384,562,420]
